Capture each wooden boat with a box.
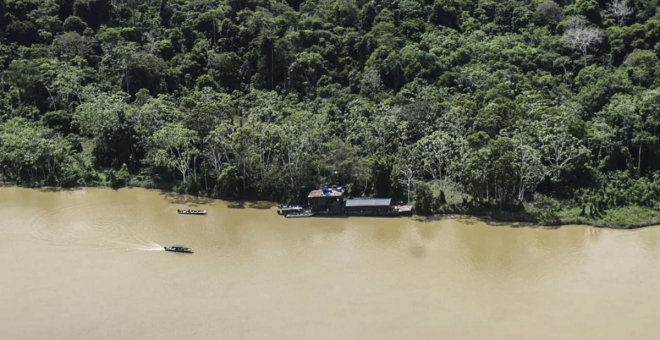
[177,209,207,215]
[277,205,314,218]
[277,205,304,215]
[285,211,315,218]
[164,245,193,253]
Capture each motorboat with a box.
[177,209,207,215]
[164,245,194,253]
[285,211,315,218]
[277,205,304,215]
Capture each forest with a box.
[0,0,658,226]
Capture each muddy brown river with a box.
[1,186,659,339]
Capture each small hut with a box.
[308,185,345,214]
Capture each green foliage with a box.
[62,16,88,33]
[413,181,434,215]
[107,163,130,188]
[0,117,85,185]
[149,123,199,184]
[578,172,660,210]
[0,0,657,221]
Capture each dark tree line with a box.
[0,0,658,213]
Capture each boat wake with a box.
[135,242,165,251]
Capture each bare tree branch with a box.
[562,17,603,63]
[607,0,634,24]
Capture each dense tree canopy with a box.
[0,0,658,213]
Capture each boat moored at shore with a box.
[177,209,207,215]
[277,205,304,215]
[285,211,315,218]
[278,205,315,218]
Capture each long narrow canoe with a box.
[177,209,207,215]
[164,245,194,253]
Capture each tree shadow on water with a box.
[247,201,277,209]
[226,201,245,209]
[159,190,215,206]
[37,186,84,192]
[412,214,479,225]
[226,200,277,209]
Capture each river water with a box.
[1,186,659,339]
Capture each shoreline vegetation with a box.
[415,207,660,229]
[4,181,658,229]
[0,2,658,230]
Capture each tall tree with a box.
[562,16,603,64]
[607,0,633,25]
[149,123,199,184]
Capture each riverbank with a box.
[416,180,660,229]
[551,206,660,229]
[4,181,658,229]
[417,204,660,229]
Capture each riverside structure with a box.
[278,185,412,217]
